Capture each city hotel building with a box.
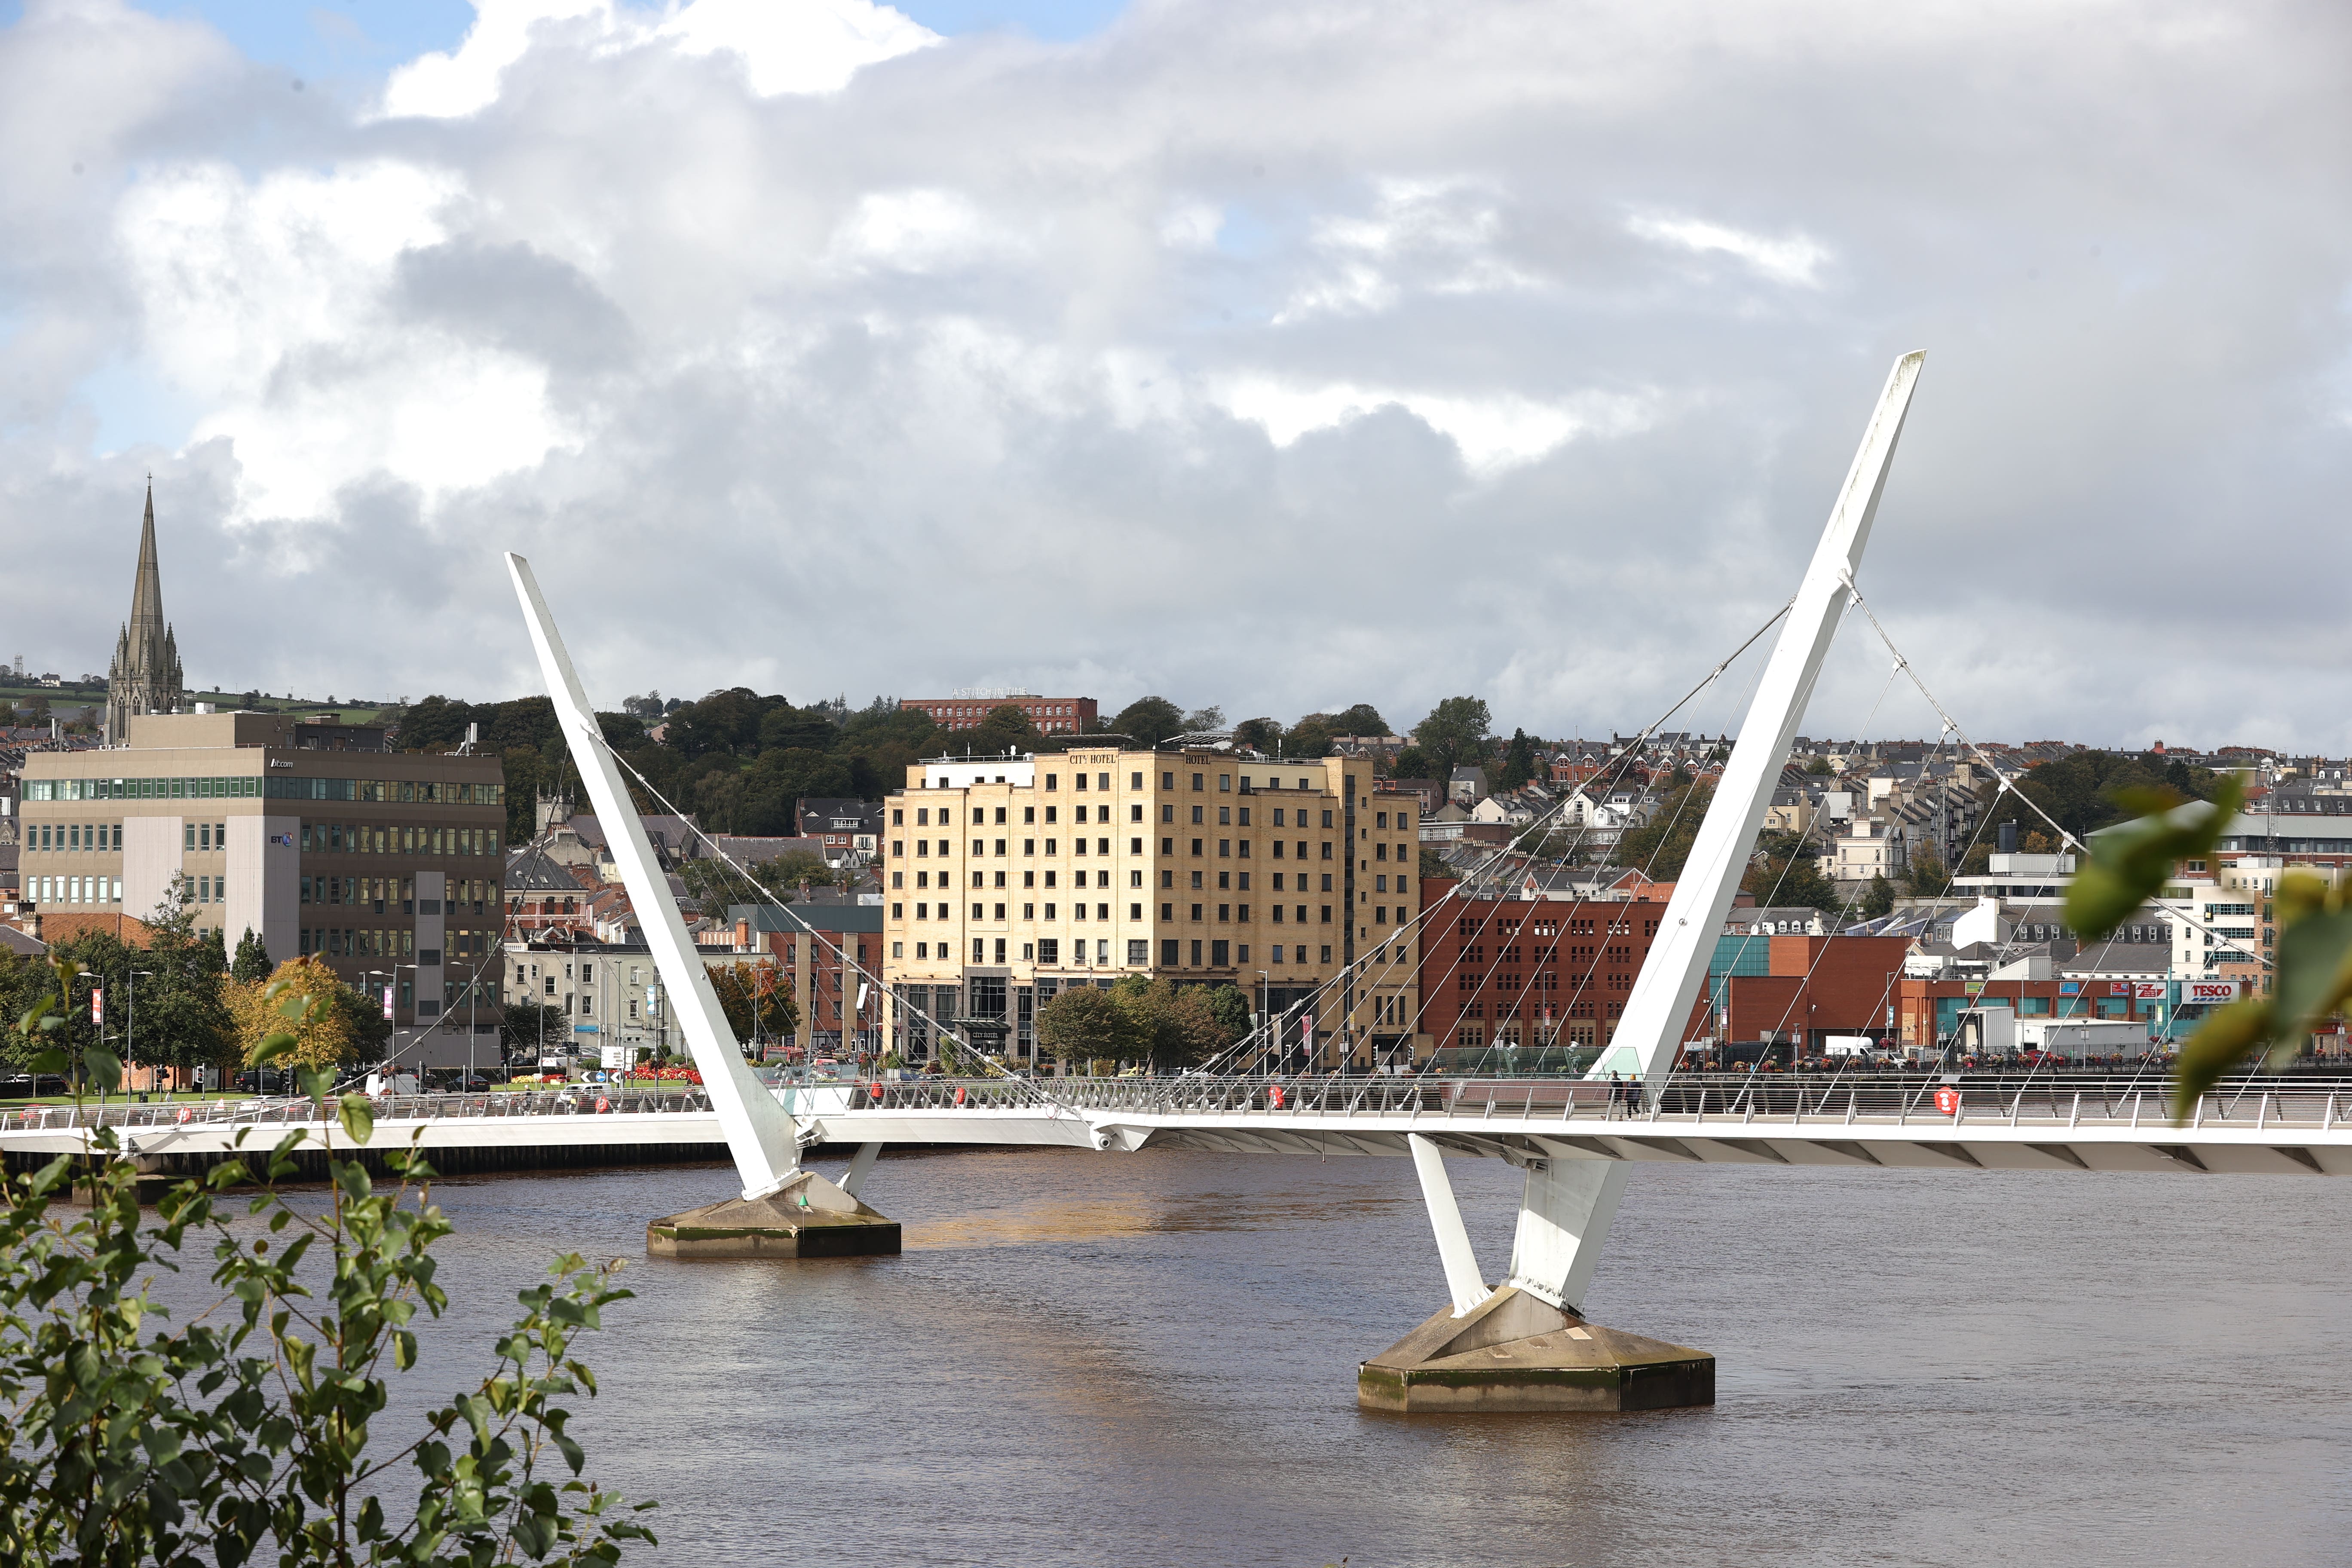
[18,711,507,1065]
[880,747,1423,1069]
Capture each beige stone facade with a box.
[880,747,1424,1070]
[18,711,505,1063]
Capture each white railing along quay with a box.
[0,1089,715,1137]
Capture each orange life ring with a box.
[175,1107,192,1124]
[1933,1086,1960,1116]
[595,1096,611,1115]
[1268,1085,1286,1109]
[870,1082,885,1100]
[953,1085,968,1106]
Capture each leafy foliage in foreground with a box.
[0,959,655,1565]
[2058,776,2349,1121]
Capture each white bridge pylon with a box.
[506,553,805,1200]
[1509,349,1927,1313]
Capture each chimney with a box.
[735,918,750,951]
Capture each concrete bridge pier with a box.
[1360,1140,1711,1414]
[646,1163,899,1259]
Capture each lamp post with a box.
[71,974,104,1102]
[1256,969,1270,1076]
[368,964,422,1082]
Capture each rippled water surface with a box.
[359,1148,2349,1567]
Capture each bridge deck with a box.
[5,1077,2346,1178]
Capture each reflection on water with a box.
[904,1189,1414,1250]
[363,1148,2349,1567]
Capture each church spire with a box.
[105,482,186,744]
[129,482,165,643]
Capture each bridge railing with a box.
[0,1088,717,1136]
[847,1073,2352,1131]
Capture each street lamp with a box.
[1255,969,1270,1076]
[366,964,422,1083]
[70,974,105,1102]
[73,969,152,1099]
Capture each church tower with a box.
[104,484,185,744]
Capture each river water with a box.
[373,1148,2347,1567]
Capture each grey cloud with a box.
[394,240,636,376]
[1,0,2350,750]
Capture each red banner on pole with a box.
[91,988,103,1026]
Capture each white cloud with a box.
[380,0,934,119]
[380,0,608,120]
[1216,376,1658,477]
[826,188,1027,274]
[1158,200,1223,251]
[1277,178,1539,323]
[1626,212,1832,287]
[114,161,571,520]
[661,0,937,96]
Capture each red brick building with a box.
[1710,934,1912,1049]
[902,695,1097,734]
[729,906,886,1056]
[1419,883,1668,1051]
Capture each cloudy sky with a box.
[2,0,2347,750]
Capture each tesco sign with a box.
[2187,981,2242,1005]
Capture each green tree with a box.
[1112,696,1186,746]
[1740,830,1843,914]
[1232,717,1284,753]
[968,703,1043,755]
[1862,872,1896,919]
[1496,728,1536,790]
[0,962,655,1564]
[500,999,567,1066]
[1204,983,1252,1042]
[1418,846,1451,880]
[709,959,799,1048]
[751,850,833,898]
[1035,985,1143,1068]
[1328,703,1389,737]
[1390,744,1430,780]
[1976,750,2223,843]
[1413,696,1491,783]
[1179,704,1225,734]
[1905,849,1952,898]
[1286,714,1336,757]
[231,927,273,985]
[1614,777,1711,878]
[1109,976,1233,1072]
[680,851,843,918]
[49,892,233,1078]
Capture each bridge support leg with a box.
[1359,1158,1712,1414]
[1408,1134,1494,1317]
[1502,1158,1626,1314]
[840,1142,882,1199]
